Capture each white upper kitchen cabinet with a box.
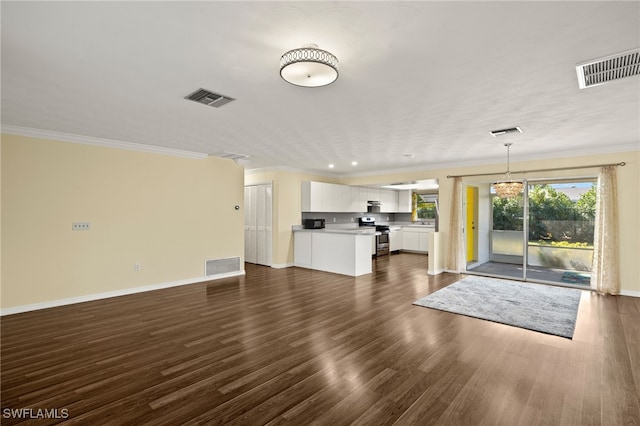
[398,190,412,213]
[303,181,402,213]
[302,181,352,212]
[301,181,322,212]
[345,186,363,212]
[320,183,335,212]
[367,188,381,202]
[359,187,369,210]
[380,189,398,212]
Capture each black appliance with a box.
[303,218,325,229]
[367,201,381,213]
[375,225,390,256]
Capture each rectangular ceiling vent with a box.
[489,127,522,137]
[210,151,250,165]
[185,88,235,108]
[576,48,640,89]
[217,152,249,161]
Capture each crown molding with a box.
[245,165,338,179]
[337,142,640,179]
[245,142,638,180]
[1,125,208,160]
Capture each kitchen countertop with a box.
[293,227,379,235]
[292,224,434,234]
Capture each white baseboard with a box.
[620,289,640,298]
[0,271,245,316]
[271,263,293,269]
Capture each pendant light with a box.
[493,143,523,198]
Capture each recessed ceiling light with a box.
[328,164,335,168]
[351,161,358,166]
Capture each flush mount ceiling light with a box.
[280,44,338,87]
[493,143,524,199]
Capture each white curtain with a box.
[591,165,620,295]
[446,177,465,273]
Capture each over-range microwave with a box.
[303,218,325,229]
[367,200,381,213]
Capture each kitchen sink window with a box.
[412,192,438,224]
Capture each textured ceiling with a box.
[2,1,639,177]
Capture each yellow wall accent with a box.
[1,134,245,309]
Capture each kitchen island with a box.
[293,228,376,277]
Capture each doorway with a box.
[244,183,273,266]
[466,186,479,264]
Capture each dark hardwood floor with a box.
[2,253,639,425]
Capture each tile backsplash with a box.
[301,212,412,225]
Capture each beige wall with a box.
[4,133,636,310]
[1,134,245,309]
[246,170,338,266]
[343,150,640,295]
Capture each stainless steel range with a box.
[358,217,390,257]
[375,225,390,256]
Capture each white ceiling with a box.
[2,1,639,177]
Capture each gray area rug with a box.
[413,275,582,339]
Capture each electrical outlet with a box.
[333,217,336,223]
[134,263,141,271]
[72,222,90,231]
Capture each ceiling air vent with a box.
[218,152,249,161]
[489,127,522,137]
[185,88,235,108]
[211,151,250,165]
[576,48,640,89]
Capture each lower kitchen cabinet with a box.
[401,228,430,253]
[294,230,372,276]
[389,229,403,252]
[293,232,313,267]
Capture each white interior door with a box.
[244,183,272,266]
[244,186,257,263]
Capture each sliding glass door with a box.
[466,178,596,288]
[525,180,595,287]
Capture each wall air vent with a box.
[185,88,235,108]
[576,48,640,89]
[489,127,522,137]
[205,257,241,276]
